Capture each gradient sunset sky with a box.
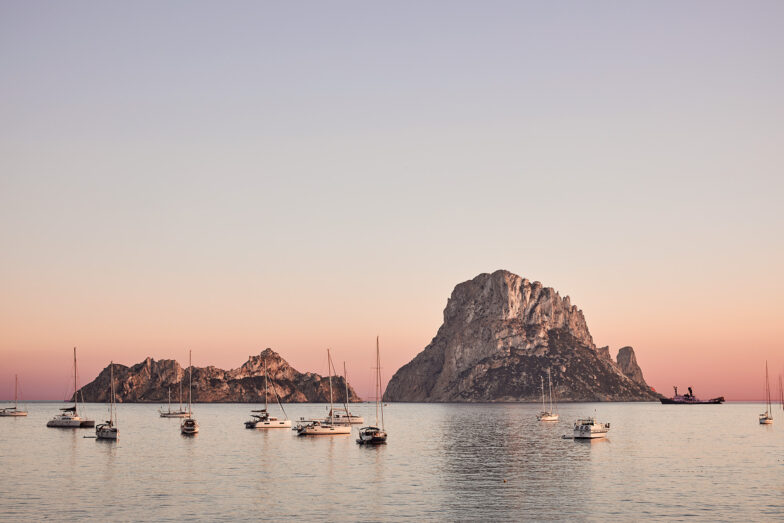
[1,1,782,401]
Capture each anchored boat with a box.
[573,417,610,439]
[536,368,558,422]
[659,386,724,404]
[96,362,119,440]
[46,348,95,428]
[297,349,351,436]
[0,374,28,417]
[357,336,387,445]
[759,361,773,425]
[180,350,199,435]
[245,357,291,429]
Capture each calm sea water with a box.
[0,402,782,521]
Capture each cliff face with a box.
[384,270,658,402]
[78,348,361,403]
[616,346,648,388]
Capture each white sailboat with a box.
[357,336,387,445]
[759,360,773,425]
[245,357,292,429]
[0,374,28,417]
[159,381,189,418]
[325,362,364,425]
[297,349,351,436]
[47,348,95,428]
[96,362,119,440]
[537,368,559,422]
[180,350,199,435]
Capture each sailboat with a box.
[536,368,559,422]
[46,348,95,428]
[357,336,387,445]
[759,360,773,425]
[159,381,189,418]
[325,362,364,425]
[96,362,119,440]
[180,350,199,435]
[245,357,292,429]
[0,374,28,417]
[297,349,351,436]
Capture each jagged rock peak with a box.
[444,270,595,349]
[616,346,648,387]
[384,270,658,402]
[78,349,362,403]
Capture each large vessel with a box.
[46,348,95,428]
[573,417,610,439]
[96,362,119,440]
[357,336,387,445]
[759,361,773,425]
[244,357,291,429]
[297,349,351,436]
[0,374,28,417]
[659,386,724,404]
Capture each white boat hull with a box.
[759,415,773,425]
[0,410,27,417]
[160,412,190,418]
[47,416,94,428]
[538,413,559,422]
[574,428,609,439]
[297,423,351,435]
[248,419,292,429]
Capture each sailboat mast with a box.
[188,350,192,416]
[73,347,78,408]
[327,349,334,424]
[540,377,545,411]
[14,374,18,409]
[377,336,384,430]
[765,360,771,413]
[548,368,554,412]
[264,358,268,411]
[344,361,349,409]
[110,361,115,424]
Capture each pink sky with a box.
[2,3,783,401]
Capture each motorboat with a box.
[0,375,28,417]
[96,362,119,440]
[357,337,387,445]
[47,348,95,428]
[573,417,610,439]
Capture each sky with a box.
[1,1,782,401]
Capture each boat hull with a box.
[759,415,773,425]
[537,413,559,422]
[574,429,609,439]
[47,418,95,428]
[0,410,28,417]
[660,397,724,404]
[181,418,199,435]
[297,424,351,435]
[160,412,190,418]
[246,420,292,429]
[96,427,118,440]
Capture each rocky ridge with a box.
[383,270,657,402]
[78,348,361,403]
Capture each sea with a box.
[0,402,782,521]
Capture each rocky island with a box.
[384,270,657,402]
[78,348,361,403]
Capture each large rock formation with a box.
[78,348,361,403]
[616,346,648,387]
[384,270,658,402]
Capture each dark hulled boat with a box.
[660,386,724,404]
